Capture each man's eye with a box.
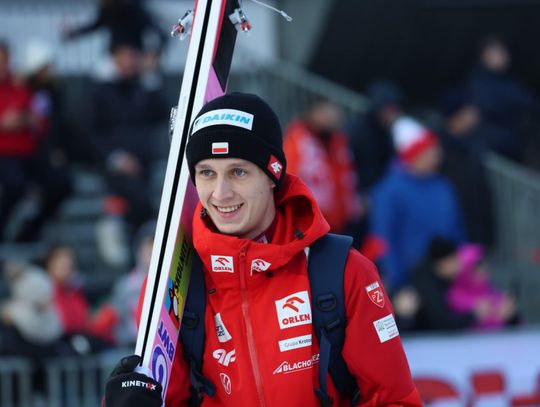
[232,168,247,177]
[199,169,214,177]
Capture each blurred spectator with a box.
[62,0,166,56]
[45,244,90,335]
[438,88,495,248]
[43,244,115,350]
[0,261,63,356]
[370,116,466,292]
[77,41,167,233]
[448,243,518,330]
[109,220,155,346]
[283,98,364,236]
[396,238,519,332]
[466,35,536,161]
[409,238,486,331]
[23,40,77,164]
[0,40,71,242]
[346,79,403,191]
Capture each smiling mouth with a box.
[214,203,244,214]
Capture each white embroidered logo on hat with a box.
[212,142,229,155]
[267,155,283,177]
[192,109,254,134]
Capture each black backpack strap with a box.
[308,233,360,407]
[179,253,216,406]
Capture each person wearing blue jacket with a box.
[371,116,466,292]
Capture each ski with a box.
[135,0,241,398]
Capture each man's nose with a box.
[212,175,234,201]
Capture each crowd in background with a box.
[0,0,538,375]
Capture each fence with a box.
[484,152,540,323]
[0,358,33,407]
[0,349,128,407]
[230,57,370,127]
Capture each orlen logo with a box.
[211,255,234,273]
[267,155,283,178]
[212,349,236,366]
[275,291,311,329]
[250,258,271,275]
[273,354,319,375]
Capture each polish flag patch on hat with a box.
[212,142,229,155]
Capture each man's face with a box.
[195,158,276,239]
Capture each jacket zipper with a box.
[239,246,267,407]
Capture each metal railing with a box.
[230,57,370,127]
[484,152,540,323]
[0,349,129,407]
[0,358,33,407]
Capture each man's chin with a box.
[214,222,244,237]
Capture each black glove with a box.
[104,354,163,407]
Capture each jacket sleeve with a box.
[341,250,423,406]
[136,277,192,406]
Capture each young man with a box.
[105,93,422,406]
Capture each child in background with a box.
[44,244,115,349]
[447,243,518,329]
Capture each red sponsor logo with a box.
[267,155,283,178]
[365,281,384,308]
[211,255,234,273]
[282,296,305,313]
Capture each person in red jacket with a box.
[284,99,363,235]
[104,93,422,406]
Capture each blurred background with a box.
[1,0,540,405]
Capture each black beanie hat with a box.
[186,92,287,188]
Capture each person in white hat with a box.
[370,116,466,293]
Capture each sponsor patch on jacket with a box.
[250,258,271,275]
[214,313,232,343]
[213,348,236,366]
[273,354,319,375]
[219,372,232,395]
[365,281,385,308]
[275,291,311,329]
[211,255,234,273]
[212,142,229,155]
[373,314,399,343]
[192,108,254,134]
[278,334,312,352]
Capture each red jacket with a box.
[0,76,36,157]
[145,174,420,406]
[283,120,360,233]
